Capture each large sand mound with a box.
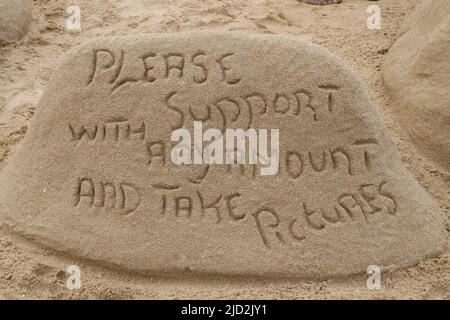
[0,32,446,278]
[383,0,450,171]
[0,0,31,44]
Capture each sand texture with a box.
[0,0,448,299]
[0,0,31,44]
[383,0,450,172]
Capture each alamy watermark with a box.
[367,5,381,30]
[366,265,381,290]
[66,5,81,31]
[66,265,81,290]
[170,121,280,176]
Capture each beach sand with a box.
[0,0,448,299]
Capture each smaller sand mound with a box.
[383,0,450,171]
[0,0,31,44]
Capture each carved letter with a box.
[252,207,284,248]
[217,53,241,85]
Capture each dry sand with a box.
[383,0,450,173]
[0,0,448,299]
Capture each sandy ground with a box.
[0,0,448,299]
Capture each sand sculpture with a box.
[0,32,445,278]
[384,0,450,172]
[0,0,31,44]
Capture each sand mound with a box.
[0,0,31,44]
[383,0,450,171]
[0,32,445,278]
